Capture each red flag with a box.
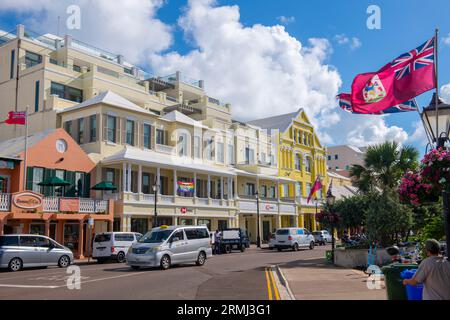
[349,37,436,114]
[307,177,322,204]
[5,111,26,125]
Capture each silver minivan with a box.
[126,225,213,270]
[0,235,74,272]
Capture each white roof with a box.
[327,171,351,181]
[333,185,358,200]
[57,91,156,116]
[233,169,295,184]
[102,147,236,177]
[160,110,209,129]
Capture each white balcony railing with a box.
[94,200,108,213]
[43,197,59,212]
[160,195,174,204]
[0,194,10,212]
[211,199,222,206]
[197,198,209,205]
[142,194,155,202]
[155,144,175,155]
[79,199,96,213]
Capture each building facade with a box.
[326,145,366,176]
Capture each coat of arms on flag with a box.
[363,75,387,103]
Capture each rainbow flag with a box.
[177,181,194,193]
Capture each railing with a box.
[43,197,59,212]
[160,195,174,204]
[0,194,10,212]
[71,38,119,62]
[211,199,222,206]
[155,144,175,155]
[166,96,178,103]
[0,29,16,46]
[197,198,209,205]
[24,29,58,49]
[94,200,108,213]
[142,194,155,202]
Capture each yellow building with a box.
[248,109,328,231]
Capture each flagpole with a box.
[434,28,439,146]
[22,107,28,191]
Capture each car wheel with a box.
[160,255,171,270]
[117,252,126,263]
[309,242,315,250]
[240,245,246,252]
[196,251,207,266]
[8,258,23,272]
[292,243,299,251]
[58,255,70,268]
[277,248,282,252]
[225,245,232,254]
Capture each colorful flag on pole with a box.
[177,181,194,193]
[337,93,418,115]
[307,177,322,204]
[5,111,26,125]
[340,37,436,114]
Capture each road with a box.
[0,245,329,300]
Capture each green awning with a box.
[38,176,71,187]
[91,181,118,191]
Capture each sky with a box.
[1,0,449,153]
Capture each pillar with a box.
[220,177,224,200]
[298,213,305,228]
[207,175,211,199]
[275,214,282,229]
[0,220,4,236]
[311,214,317,231]
[122,163,127,192]
[122,216,127,232]
[44,220,50,237]
[156,167,161,190]
[173,169,178,196]
[138,165,142,194]
[173,216,178,225]
[127,163,132,192]
[193,172,197,198]
[78,220,85,259]
[109,220,114,232]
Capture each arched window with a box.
[295,153,302,171]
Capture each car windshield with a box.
[139,230,173,243]
[276,229,290,235]
[94,234,111,242]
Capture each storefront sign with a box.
[12,192,43,210]
[59,198,79,212]
[264,204,276,211]
[180,207,188,214]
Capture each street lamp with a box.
[152,182,160,228]
[327,192,336,261]
[421,94,450,258]
[255,191,261,248]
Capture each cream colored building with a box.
[0,25,298,242]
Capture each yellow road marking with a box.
[268,267,281,300]
[264,267,273,300]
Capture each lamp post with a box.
[421,94,450,258]
[255,191,261,248]
[326,192,336,261]
[152,182,160,228]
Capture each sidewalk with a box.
[279,258,386,300]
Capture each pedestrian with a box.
[403,239,450,300]
[214,230,222,255]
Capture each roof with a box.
[160,110,209,129]
[327,171,351,181]
[57,91,156,116]
[247,109,302,132]
[233,169,296,184]
[0,129,56,159]
[327,145,365,154]
[333,185,358,200]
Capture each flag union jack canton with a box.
[337,93,418,115]
[340,37,436,115]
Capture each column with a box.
[44,220,50,237]
[78,220,85,259]
[122,216,127,232]
[298,213,305,228]
[234,176,238,199]
[220,177,224,201]
[127,163,132,192]
[228,177,232,200]
[156,167,161,188]
[193,172,197,198]
[311,214,317,231]
[207,175,211,199]
[173,216,178,226]
[0,220,4,236]
[275,214,282,229]
[173,169,178,196]
[122,163,127,192]
[138,165,142,194]
[277,181,280,201]
[194,217,198,226]
[109,220,114,232]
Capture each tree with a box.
[334,194,366,230]
[350,141,419,193]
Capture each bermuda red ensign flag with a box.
[5,111,26,125]
[350,37,436,114]
[307,177,322,204]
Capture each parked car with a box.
[268,233,276,250]
[273,228,315,251]
[0,235,73,272]
[312,230,332,245]
[93,232,142,263]
[126,225,213,270]
[217,228,250,253]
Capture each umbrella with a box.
[91,181,118,191]
[38,176,71,196]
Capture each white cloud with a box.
[334,34,362,50]
[442,83,450,103]
[0,0,172,63]
[443,34,450,46]
[277,16,295,25]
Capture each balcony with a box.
[237,196,297,215]
[0,194,10,212]
[155,144,175,155]
[122,193,232,207]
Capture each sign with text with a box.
[59,198,79,212]
[12,192,43,210]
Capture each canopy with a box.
[38,176,71,187]
[91,181,118,191]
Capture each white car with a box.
[274,228,315,251]
[268,233,276,250]
[92,232,142,263]
[312,230,332,245]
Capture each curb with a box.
[275,265,296,300]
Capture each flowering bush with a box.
[316,210,341,229]
[420,147,450,192]
[398,171,437,206]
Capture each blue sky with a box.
[1,0,449,152]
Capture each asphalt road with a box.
[0,245,329,300]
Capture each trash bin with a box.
[400,269,423,301]
[381,263,418,300]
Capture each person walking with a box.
[403,239,450,300]
[214,230,222,255]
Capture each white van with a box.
[92,232,142,263]
[274,228,315,251]
[126,225,213,270]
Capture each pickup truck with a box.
[218,228,250,254]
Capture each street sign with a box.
[180,207,188,214]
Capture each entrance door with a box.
[262,221,270,242]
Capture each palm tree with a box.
[350,141,419,193]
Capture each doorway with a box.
[262,221,270,242]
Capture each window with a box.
[77,118,85,144]
[194,136,201,158]
[282,184,289,198]
[269,186,276,199]
[143,124,152,149]
[170,230,184,242]
[115,233,135,242]
[227,144,234,164]
[32,168,44,194]
[34,81,40,112]
[345,165,350,170]
[19,236,40,247]
[305,156,312,173]
[106,115,117,143]
[0,236,19,247]
[178,133,188,157]
[75,172,85,197]
[218,220,228,231]
[36,237,51,248]
[185,229,200,240]
[245,147,255,164]
[335,154,338,160]
[306,183,312,197]
[142,173,152,194]
[245,183,255,196]
[295,182,302,198]
[205,137,214,160]
[124,67,133,75]
[126,120,135,146]
[156,129,167,145]
[328,155,331,161]
[10,50,15,79]
[295,154,302,171]
[50,82,83,103]
[89,115,97,142]
[260,185,267,198]
[73,65,82,72]
[64,121,72,136]
[217,142,224,163]
[25,51,42,68]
